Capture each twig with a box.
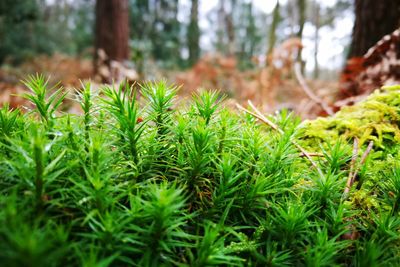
[343,139,373,198]
[344,138,359,196]
[247,100,318,163]
[341,140,373,241]
[236,101,324,178]
[294,63,334,116]
[358,141,374,165]
[247,100,283,133]
[351,141,373,184]
[299,152,324,157]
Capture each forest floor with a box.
[0,54,339,119]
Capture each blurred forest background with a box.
[0,0,399,117]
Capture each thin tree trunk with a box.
[217,0,225,53]
[266,1,280,64]
[296,0,306,72]
[313,1,320,79]
[247,2,256,58]
[286,1,295,36]
[225,0,236,56]
[188,0,200,66]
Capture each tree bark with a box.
[348,0,400,58]
[94,0,129,68]
[188,0,200,66]
[339,0,400,99]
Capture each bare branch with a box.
[351,141,373,184]
[343,139,373,198]
[294,63,334,116]
[247,100,283,133]
[344,138,359,196]
[299,152,324,157]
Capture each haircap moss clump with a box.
[1,76,400,266]
[299,85,400,150]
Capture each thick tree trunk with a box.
[94,0,129,69]
[348,0,400,58]
[339,1,400,99]
[188,0,200,66]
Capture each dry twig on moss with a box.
[343,139,373,198]
[236,100,324,178]
[344,138,359,196]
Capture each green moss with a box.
[300,85,400,149]
[2,78,400,266]
[298,85,400,221]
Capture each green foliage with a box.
[0,104,24,139]
[129,0,182,68]
[0,194,70,266]
[302,228,348,267]
[0,0,93,64]
[1,78,400,265]
[0,0,40,63]
[193,90,224,125]
[22,74,67,128]
[189,223,243,266]
[102,83,145,164]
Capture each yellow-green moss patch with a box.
[300,85,400,149]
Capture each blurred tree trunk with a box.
[188,0,200,66]
[217,0,236,56]
[225,0,236,56]
[313,1,320,79]
[296,0,306,72]
[216,1,225,53]
[266,1,280,63]
[348,0,400,58]
[220,0,236,56]
[238,2,258,68]
[245,2,256,59]
[286,1,295,36]
[94,0,129,71]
